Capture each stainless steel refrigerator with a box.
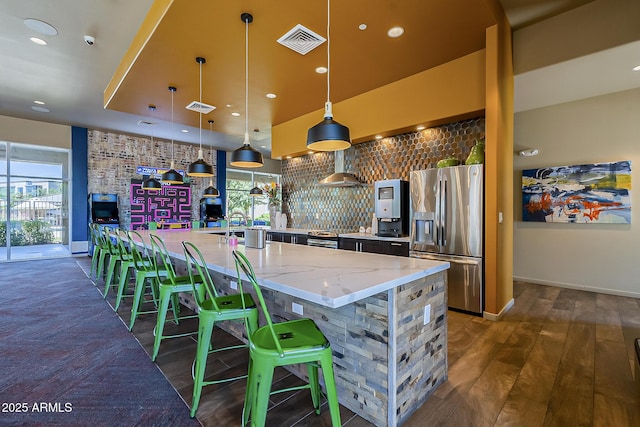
[409,165,483,314]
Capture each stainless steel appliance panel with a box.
[410,165,483,257]
[410,251,483,313]
[440,165,483,257]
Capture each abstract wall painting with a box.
[522,160,631,223]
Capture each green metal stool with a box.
[148,234,202,362]
[111,229,137,311]
[232,250,341,427]
[89,223,107,282]
[121,230,161,329]
[102,227,123,299]
[182,241,259,418]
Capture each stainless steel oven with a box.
[307,231,338,249]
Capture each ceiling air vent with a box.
[185,101,216,114]
[277,24,326,55]
[137,120,155,126]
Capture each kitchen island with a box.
[133,229,449,426]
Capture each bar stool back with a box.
[182,241,259,418]
[232,250,341,427]
[148,234,201,362]
[102,227,123,298]
[89,223,108,282]
[125,230,162,330]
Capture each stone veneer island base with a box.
[135,229,448,426]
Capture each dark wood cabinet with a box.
[267,232,307,245]
[382,241,409,257]
[340,237,408,257]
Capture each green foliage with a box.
[0,220,54,246]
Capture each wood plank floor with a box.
[83,258,640,426]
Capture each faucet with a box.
[225,211,247,241]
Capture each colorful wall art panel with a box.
[129,179,191,229]
[522,161,631,223]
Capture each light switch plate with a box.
[292,302,303,315]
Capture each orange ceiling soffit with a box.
[104,0,174,108]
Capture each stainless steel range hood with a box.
[319,150,360,187]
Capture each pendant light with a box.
[161,86,184,184]
[249,186,262,196]
[202,119,220,198]
[142,104,163,190]
[187,57,214,177]
[306,0,351,151]
[230,13,264,168]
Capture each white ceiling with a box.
[0,0,638,156]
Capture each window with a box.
[226,169,280,226]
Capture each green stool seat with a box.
[232,250,341,427]
[149,234,203,362]
[182,241,259,418]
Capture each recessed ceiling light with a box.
[34,100,45,105]
[633,65,640,71]
[231,112,240,117]
[31,106,50,113]
[286,155,292,159]
[30,37,47,46]
[358,24,367,30]
[315,66,328,74]
[226,104,232,108]
[417,125,425,131]
[181,129,189,133]
[24,18,58,36]
[375,135,383,140]
[519,148,539,157]
[387,26,404,38]
[266,93,276,99]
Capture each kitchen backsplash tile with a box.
[281,117,484,234]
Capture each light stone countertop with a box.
[135,229,449,308]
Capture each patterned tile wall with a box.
[281,117,484,233]
[88,130,216,230]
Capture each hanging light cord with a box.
[326,0,331,106]
[170,88,175,165]
[244,15,249,145]
[199,59,203,155]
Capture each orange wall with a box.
[271,50,486,159]
[484,24,514,316]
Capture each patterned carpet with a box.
[0,257,201,426]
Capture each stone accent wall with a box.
[281,117,484,233]
[88,130,216,230]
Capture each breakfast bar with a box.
[133,229,449,426]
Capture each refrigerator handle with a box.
[440,179,447,247]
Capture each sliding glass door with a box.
[0,142,70,261]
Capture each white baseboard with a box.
[483,298,514,321]
[513,275,640,299]
[71,240,88,254]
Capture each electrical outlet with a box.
[292,302,304,315]
[230,280,237,290]
[423,304,431,325]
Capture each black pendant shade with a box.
[249,186,263,196]
[142,176,162,190]
[161,167,184,184]
[230,143,263,168]
[187,156,214,177]
[306,116,351,151]
[203,183,220,198]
